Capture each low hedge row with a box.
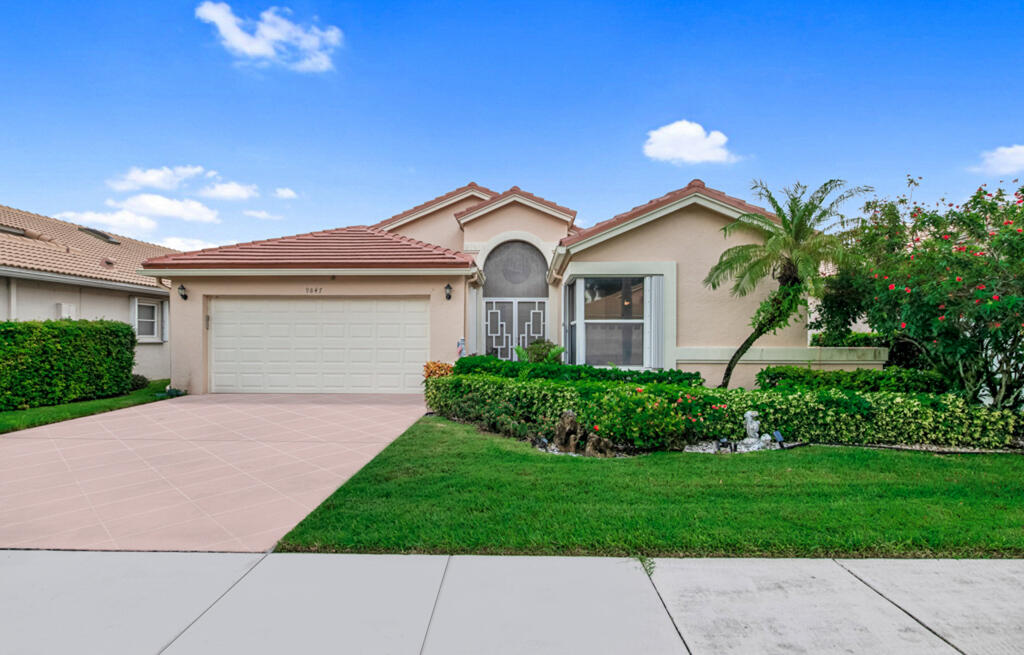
[452,355,705,386]
[424,374,1021,451]
[756,365,952,394]
[0,319,136,411]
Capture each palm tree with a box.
[703,179,871,388]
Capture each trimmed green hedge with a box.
[0,320,136,411]
[425,374,1021,451]
[756,365,953,394]
[452,355,705,386]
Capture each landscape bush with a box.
[452,355,705,386]
[422,361,454,379]
[425,374,1021,451]
[0,319,136,411]
[755,365,953,394]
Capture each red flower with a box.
[994,322,1002,328]
[635,387,643,394]
[873,273,879,278]
[1017,228,1023,233]
[942,234,950,240]
[888,283,896,290]
[1004,220,1014,225]
[956,276,963,282]
[993,295,1000,301]
[900,322,907,329]
[978,284,986,290]
[593,425,600,432]
[938,304,945,309]
[905,287,912,293]
[938,316,946,321]
[883,275,889,280]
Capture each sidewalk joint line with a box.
[644,563,693,655]
[832,559,966,655]
[157,551,269,654]
[418,554,452,655]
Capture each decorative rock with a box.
[553,411,580,453]
[584,435,615,457]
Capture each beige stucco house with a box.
[141,180,884,393]
[1,204,176,379]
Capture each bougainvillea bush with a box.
[853,183,1024,409]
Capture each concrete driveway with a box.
[0,394,425,551]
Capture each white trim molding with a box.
[457,195,574,226]
[378,188,493,232]
[673,346,890,365]
[562,261,677,370]
[0,266,169,295]
[139,267,479,278]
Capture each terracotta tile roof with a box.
[0,203,177,288]
[454,186,577,222]
[142,225,475,270]
[560,179,773,246]
[375,182,497,229]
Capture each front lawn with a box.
[278,416,1024,557]
[0,379,171,434]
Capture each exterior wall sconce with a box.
[177,284,188,301]
[444,284,453,300]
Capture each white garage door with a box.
[209,297,429,393]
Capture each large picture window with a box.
[565,276,662,368]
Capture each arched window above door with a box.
[482,240,548,298]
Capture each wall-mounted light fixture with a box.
[444,283,453,300]
[177,284,188,301]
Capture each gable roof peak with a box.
[453,185,577,223]
[375,182,497,229]
[687,178,706,188]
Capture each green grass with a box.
[278,416,1024,557]
[0,379,171,434]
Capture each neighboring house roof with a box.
[375,182,497,230]
[560,179,772,246]
[0,203,177,289]
[453,186,577,225]
[142,225,475,270]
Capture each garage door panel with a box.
[210,297,429,393]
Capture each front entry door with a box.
[484,299,547,360]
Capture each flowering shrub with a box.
[452,355,704,386]
[854,182,1024,409]
[422,361,454,379]
[755,365,952,394]
[424,374,1022,450]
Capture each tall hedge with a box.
[452,355,705,386]
[756,365,952,394]
[0,320,136,411]
[425,374,1022,451]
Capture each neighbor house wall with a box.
[0,276,170,379]
[166,274,467,394]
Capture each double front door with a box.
[484,298,547,360]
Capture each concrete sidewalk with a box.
[2,551,1021,654]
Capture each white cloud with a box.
[107,165,205,191]
[195,2,343,73]
[243,209,282,220]
[55,210,158,238]
[971,145,1024,175]
[109,194,220,223]
[199,181,259,200]
[158,236,231,252]
[643,119,740,165]
[273,187,297,199]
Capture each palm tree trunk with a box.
[719,326,767,388]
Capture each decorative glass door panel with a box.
[485,299,546,360]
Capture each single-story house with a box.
[1,203,177,379]
[141,180,885,393]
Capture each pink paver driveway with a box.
[0,394,425,552]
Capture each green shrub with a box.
[129,374,150,391]
[755,365,952,394]
[425,374,1021,451]
[0,319,136,411]
[514,339,565,364]
[453,355,705,386]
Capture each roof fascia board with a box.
[380,189,493,231]
[138,267,477,277]
[457,195,574,226]
[0,266,168,295]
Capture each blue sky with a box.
[0,1,1021,250]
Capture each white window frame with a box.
[132,298,163,343]
[569,276,653,370]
